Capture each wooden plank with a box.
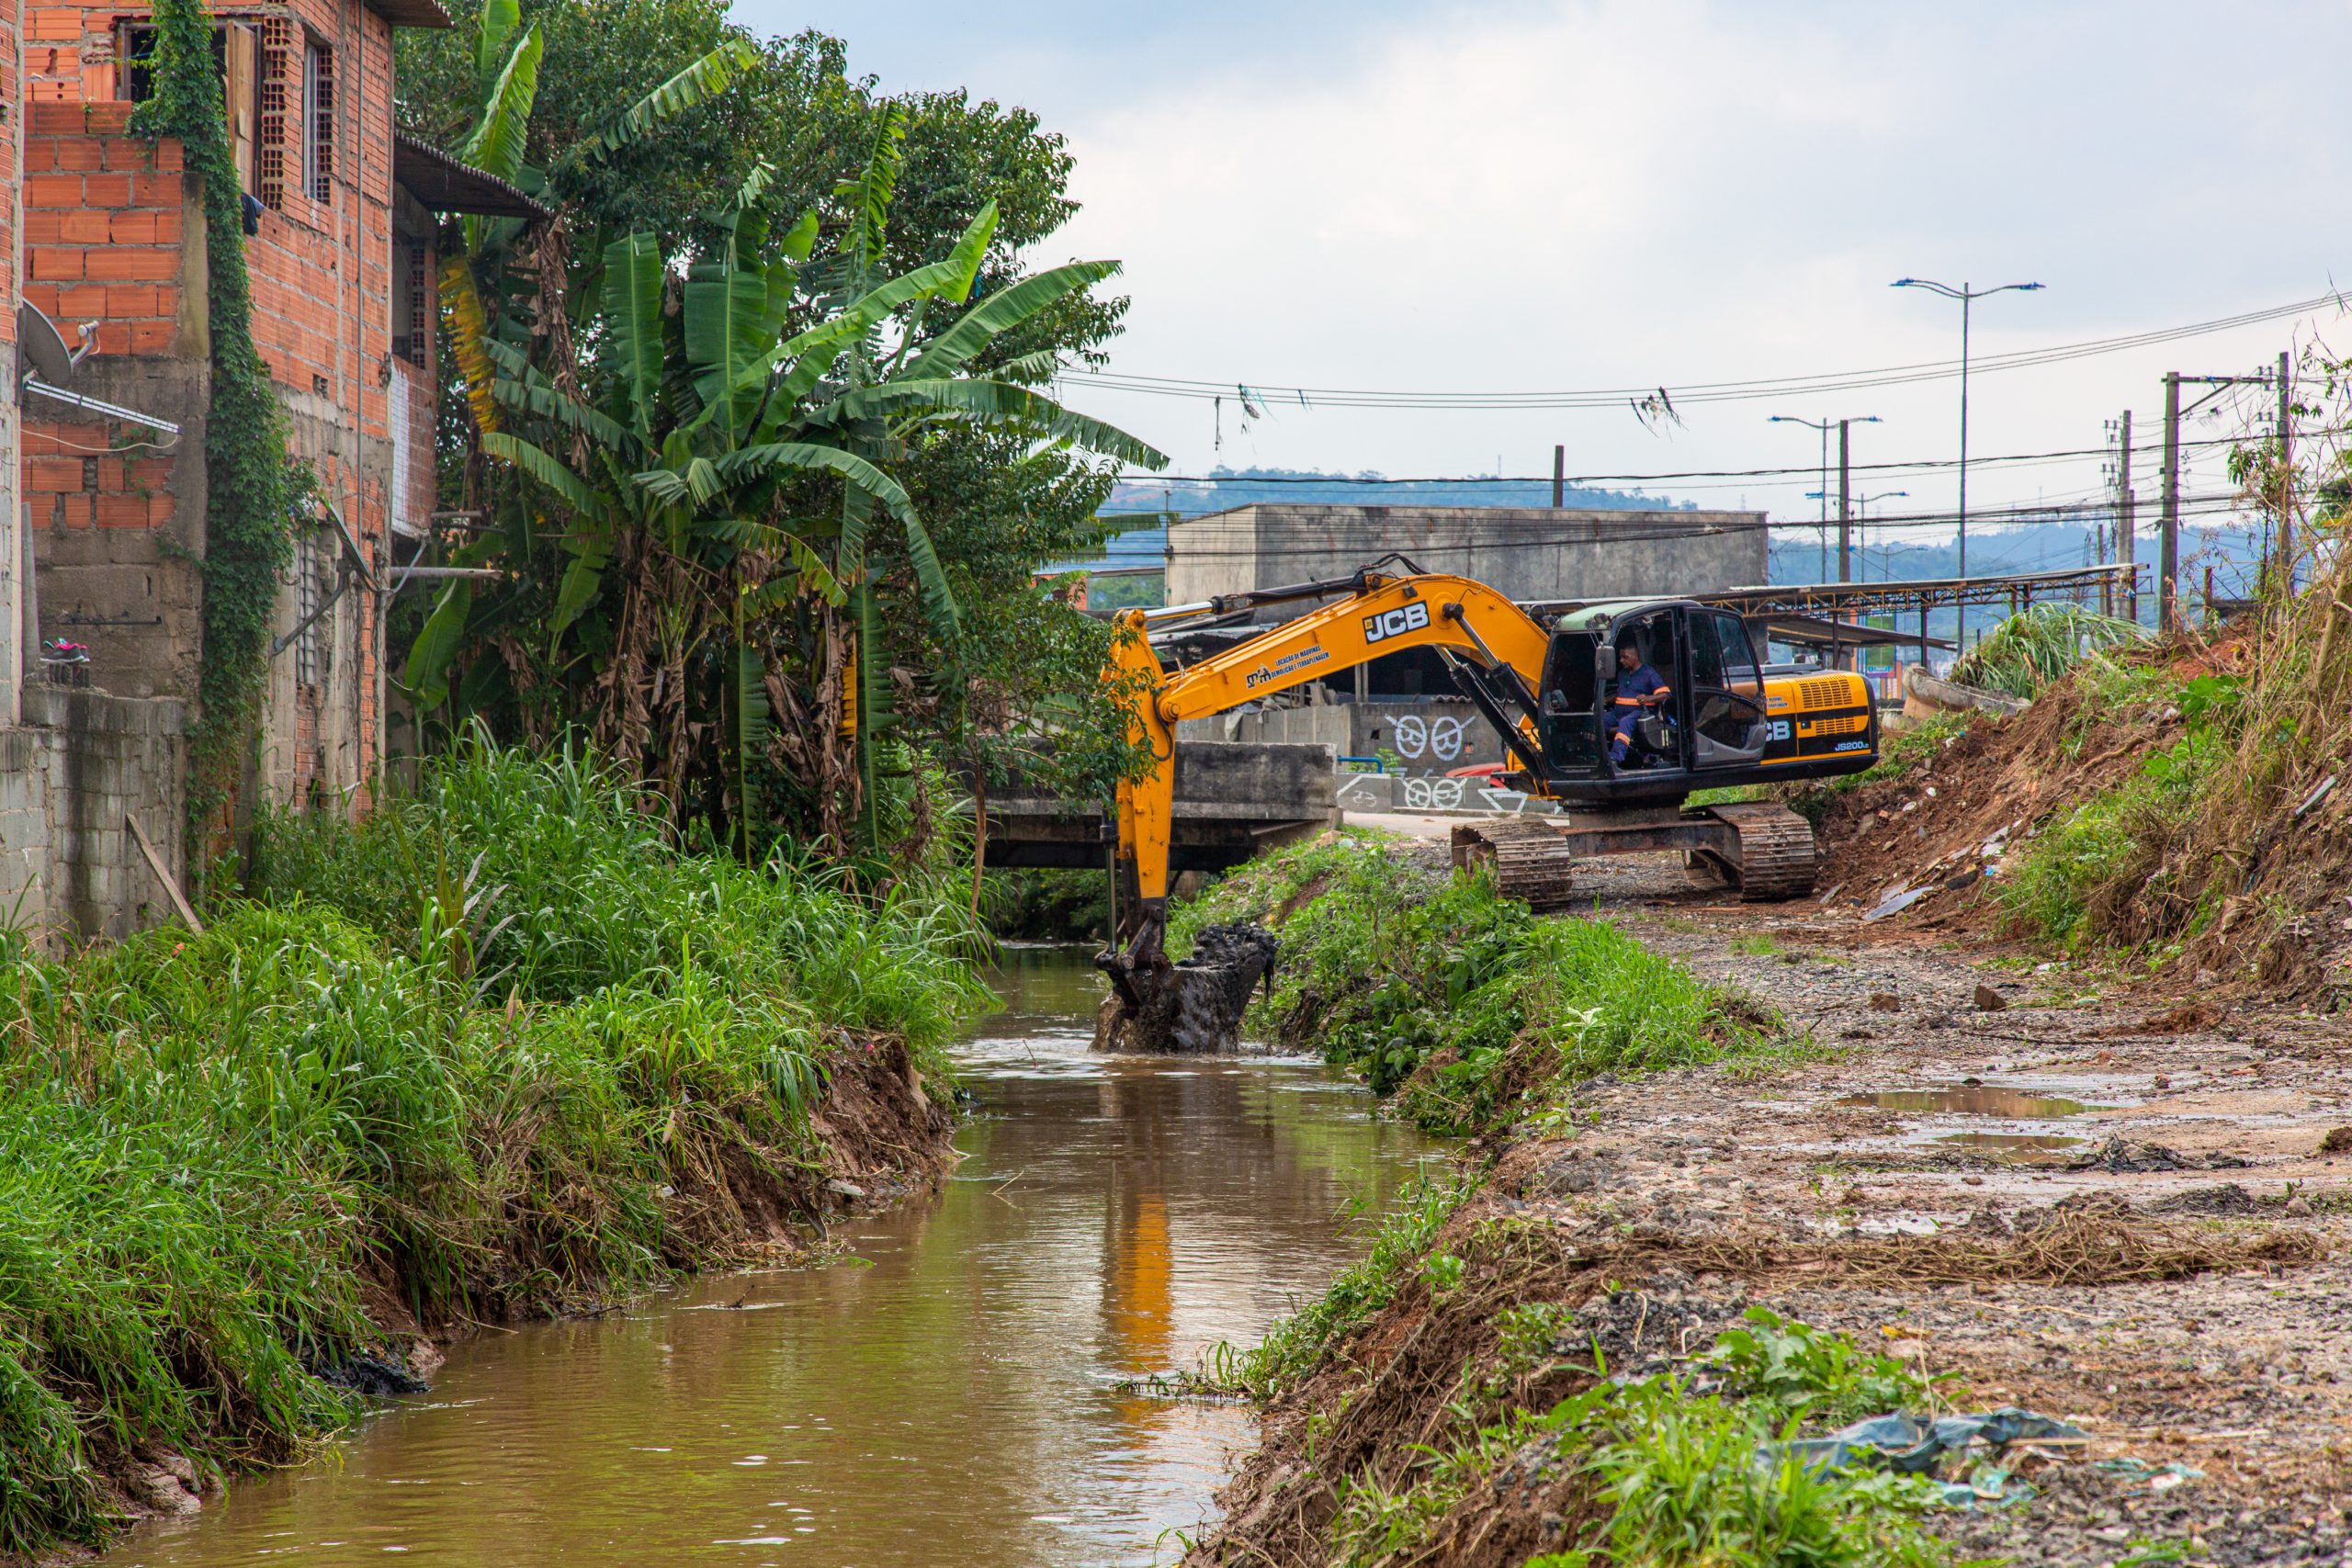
[126,814,204,935]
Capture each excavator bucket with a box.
[1095,907,1278,1055]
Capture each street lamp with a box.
[1891,277,2044,580]
[1808,489,1911,581]
[1854,491,1907,582]
[1770,413,1880,581]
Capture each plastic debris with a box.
[1764,1407,2091,1508]
[1866,886,1931,921]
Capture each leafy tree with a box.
[424,137,1164,862]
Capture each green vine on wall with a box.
[130,0,296,886]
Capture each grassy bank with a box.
[0,741,987,1557]
[1172,833,1772,1135]
[1196,1183,1967,1568]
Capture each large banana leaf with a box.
[603,233,665,438]
[631,455,723,508]
[837,484,875,587]
[462,22,541,187]
[936,201,1000,306]
[405,579,475,711]
[481,431,614,519]
[900,260,1122,382]
[548,535,611,643]
[684,256,774,441]
[562,39,759,166]
[474,0,520,104]
[482,341,634,451]
[836,106,907,287]
[897,506,959,638]
[718,443,920,529]
[830,378,1168,468]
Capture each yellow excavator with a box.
[1097,557,1877,1027]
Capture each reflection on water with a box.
[104,945,1436,1568]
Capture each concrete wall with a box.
[0,683,187,941]
[1166,504,1769,614]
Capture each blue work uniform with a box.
[1611,663,1669,761]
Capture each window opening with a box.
[303,39,334,203]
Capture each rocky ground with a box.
[1199,830,2352,1567]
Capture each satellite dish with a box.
[17,302,76,385]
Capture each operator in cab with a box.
[1611,638,1670,765]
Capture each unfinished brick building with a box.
[0,0,543,935]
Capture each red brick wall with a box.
[18,101,182,356]
[21,106,182,543]
[29,0,419,797]
[24,425,174,533]
[0,0,19,358]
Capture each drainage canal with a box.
[99,947,1438,1568]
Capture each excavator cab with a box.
[1526,601,1806,804]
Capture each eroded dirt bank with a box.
[1189,842,2351,1568]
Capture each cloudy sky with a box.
[744,0,2350,567]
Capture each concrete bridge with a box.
[976,742,1338,873]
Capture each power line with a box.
[1066,292,2343,412]
[1102,434,2252,492]
[1139,491,2259,561]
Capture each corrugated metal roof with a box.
[392,132,551,220]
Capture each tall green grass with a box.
[0,740,989,1555]
[1177,835,1761,1134]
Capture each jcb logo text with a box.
[1363,601,1430,645]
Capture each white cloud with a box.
[1031,0,2352,530]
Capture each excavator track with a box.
[1697,802,1819,901]
[1450,818,1582,911]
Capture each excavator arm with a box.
[1100,572,1555,997]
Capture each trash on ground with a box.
[1765,1407,2091,1508]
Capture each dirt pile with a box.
[1812,669,2174,926]
[1190,1168,2335,1568]
[1816,603,2352,1000]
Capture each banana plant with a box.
[440,157,1167,854]
[432,0,759,439]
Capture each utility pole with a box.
[1891,277,2045,581]
[1552,445,1565,509]
[2116,410,2135,624]
[1837,419,1852,583]
[2158,364,2277,631]
[2276,351,2292,590]
[2159,372,2181,633]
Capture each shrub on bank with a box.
[0,742,989,1555]
[1174,834,1760,1135]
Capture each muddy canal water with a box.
[103,947,1435,1568]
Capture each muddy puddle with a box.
[101,947,1437,1568]
[1838,1086,2099,1118]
